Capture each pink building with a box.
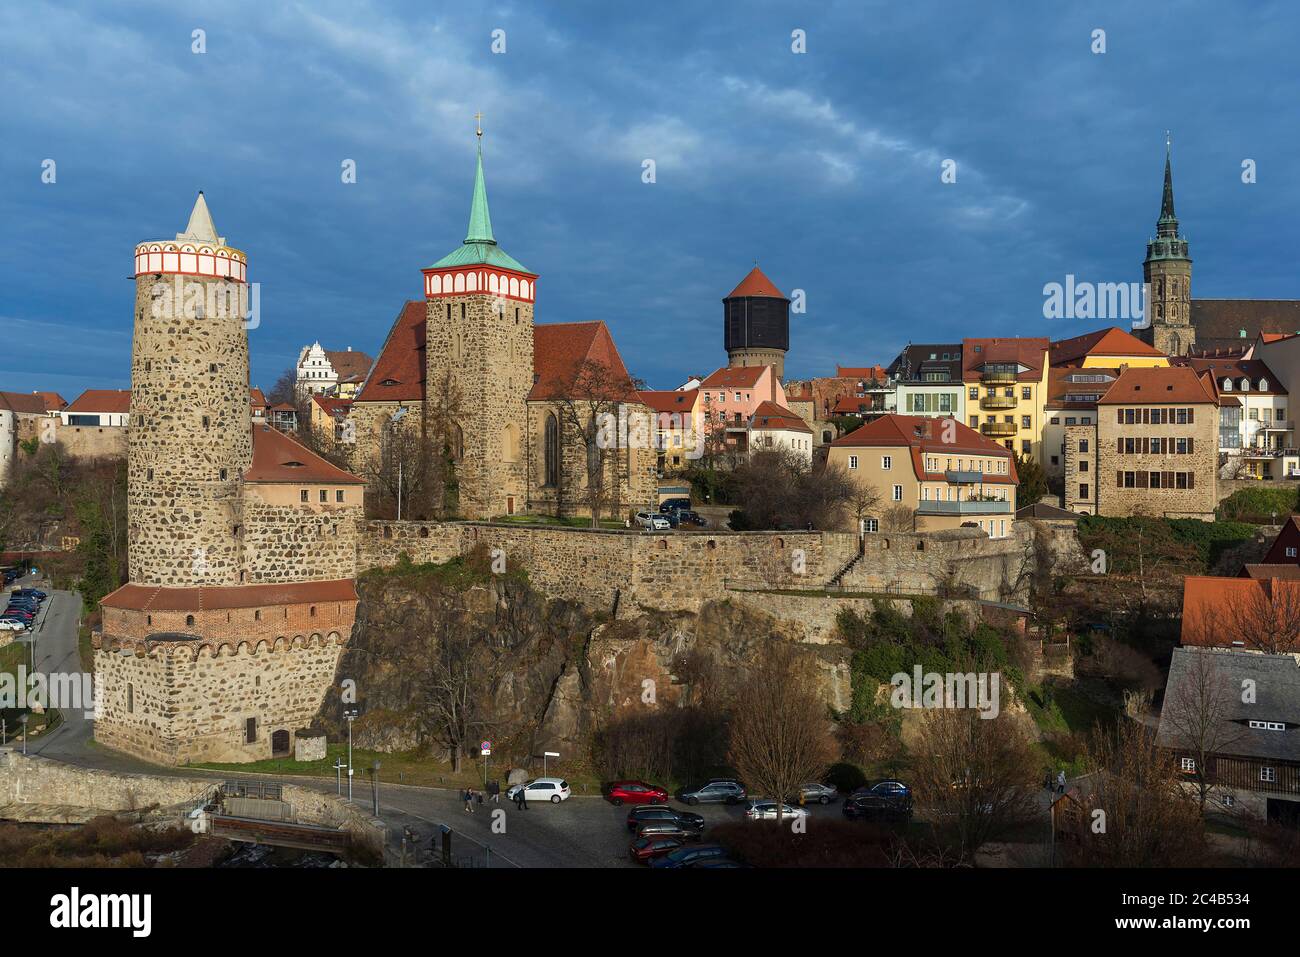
[698,365,787,451]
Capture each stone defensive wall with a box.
[356,520,1071,613]
[0,752,383,859]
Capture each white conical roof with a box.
[176,191,225,245]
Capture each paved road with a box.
[9,581,859,866]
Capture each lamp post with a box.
[542,750,559,776]
[19,714,28,756]
[344,708,359,801]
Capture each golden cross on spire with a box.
[474,111,484,138]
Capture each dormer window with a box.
[381,378,399,387]
[1260,378,1269,390]
[1222,378,1232,391]
[1240,378,1250,392]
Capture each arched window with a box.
[1240,378,1250,392]
[544,413,560,487]
[447,421,464,462]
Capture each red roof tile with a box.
[529,322,641,402]
[355,301,427,403]
[639,389,698,414]
[835,365,889,379]
[1096,366,1217,405]
[32,392,67,412]
[962,338,1049,382]
[750,400,811,433]
[1049,327,1165,366]
[65,389,131,414]
[698,366,770,389]
[830,414,1018,484]
[101,578,358,612]
[244,424,363,484]
[323,349,374,381]
[249,388,268,410]
[0,391,49,415]
[726,266,785,299]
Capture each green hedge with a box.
[1076,515,1257,574]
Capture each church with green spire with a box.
[1141,140,1195,356]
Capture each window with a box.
[1021,440,1031,454]
[848,455,858,469]
[254,610,261,621]
[892,485,903,501]
[1079,483,1089,500]
[219,468,227,481]
[1079,460,1089,472]
[1180,757,1196,773]
[126,683,134,713]
[543,413,559,487]
[864,518,879,533]
[1050,416,1060,425]
[246,717,257,744]
[1261,767,1277,784]
[881,455,891,470]
[336,490,345,503]
[319,489,328,503]
[185,614,195,628]
[968,387,978,399]
[1022,387,1031,400]
[1248,720,1286,731]
[300,489,309,502]
[1079,439,1089,453]
[1287,547,1298,558]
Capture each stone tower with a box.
[724,265,790,378]
[128,193,252,585]
[421,129,536,519]
[1142,142,1194,356]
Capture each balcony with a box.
[981,369,1017,385]
[981,421,1017,438]
[1243,446,1299,459]
[1263,421,1295,432]
[945,469,984,484]
[916,499,1012,515]
[980,394,1017,410]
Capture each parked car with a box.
[686,858,745,868]
[635,820,700,842]
[0,619,26,632]
[842,780,913,822]
[661,511,681,528]
[5,605,37,618]
[4,609,34,622]
[6,598,38,611]
[634,511,671,530]
[605,780,669,806]
[674,509,707,527]
[744,801,808,822]
[799,782,839,805]
[505,778,571,804]
[10,589,46,600]
[648,843,729,869]
[629,835,687,863]
[677,779,746,806]
[625,805,705,834]
[658,498,691,514]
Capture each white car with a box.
[634,511,671,531]
[0,618,26,632]
[744,801,809,822]
[505,777,571,804]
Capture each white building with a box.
[748,400,814,464]
[295,343,374,397]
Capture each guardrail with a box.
[916,499,1012,514]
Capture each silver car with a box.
[799,782,839,805]
[677,779,746,806]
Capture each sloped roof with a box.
[1241,564,1300,580]
[1180,574,1300,651]
[1169,356,1285,395]
[830,414,1018,484]
[529,321,640,402]
[32,392,67,412]
[1097,366,1216,405]
[244,424,363,484]
[323,349,373,381]
[65,389,131,414]
[0,391,49,415]
[836,365,889,379]
[1016,502,1082,521]
[749,400,811,433]
[1191,299,1300,351]
[639,389,698,415]
[962,337,1049,382]
[101,578,358,612]
[1157,647,1300,762]
[355,301,427,403]
[726,266,785,299]
[699,366,769,389]
[1046,367,1116,410]
[1049,326,1166,366]
[312,395,353,417]
[249,388,269,410]
[888,344,962,383]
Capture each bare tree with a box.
[1221,578,1300,654]
[911,704,1039,860]
[732,447,854,530]
[847,481,883,533]
[549,358,645,527]
[880,503,914,532]
[1059,719,1207,867]
[728,642,838,824]
[420,608,486,774]
[1161,648,1247,810]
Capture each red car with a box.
[629,835,686,863]
[605,780,669,806]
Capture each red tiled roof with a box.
[244,424,363,484]
[1045,367,1117,409]
[101,578,358,612]
[835,365,889,380]
[355,301,427,403]
[65,389,131,414]
[32,392,67,412]
[1096,366,1217,405]
[1181,575,1300,650]
[529,321,641,402]
[750,400,811,433]
[639,389,698,414]
[312,395,352,416]
[249,388,268,410]
[726,266,784,299]
[962,338,1049,382]
[830,414,1018,484]
[699,366,769,389]
[1169,356,1285,394]
[0,391,49,415]
[323,349,373,381]
[1049,327,1165,366]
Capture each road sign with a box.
[480,740,491,756]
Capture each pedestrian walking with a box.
[514,784,528,811]
[476,788,484,808]
[463,787,473,812]
[1056,770,1066,795]
[1043,770,1052,791]
[489,780,500,803]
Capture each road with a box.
[7,579,855,866]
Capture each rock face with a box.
[316,565,852,764]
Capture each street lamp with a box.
[19,714,28,756]
[371,760,381,816]
[542,750,559,776]
[344,708,359,800]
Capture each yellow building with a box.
[639,388,703,472]
[963,337,1050,463]
[826,414,1018,537]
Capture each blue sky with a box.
[3,0,1299,398]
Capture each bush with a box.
[1217,485,1300,523]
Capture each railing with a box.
[979,394,1017,410]
[1242,446,1299,459]
[944,469,984,484]
[1263,421,1294,431]
[980,421,1017,437]
[916,499,1012,515]
[981,369,1017,385]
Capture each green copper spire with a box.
[1145,133,1190,265]
[465,132,496,245]
[428,120,531,273]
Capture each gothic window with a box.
[448,420,464,462]
[544,413,559,487]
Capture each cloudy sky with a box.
[2,0,1298,397]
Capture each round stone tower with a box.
[724,265,790,378]
[128,192,253,586]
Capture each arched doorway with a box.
[271,729,290,756]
